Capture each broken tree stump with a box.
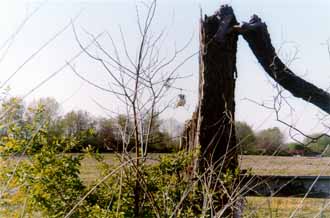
[183,5,240,217]
[184,5,239,174]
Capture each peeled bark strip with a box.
[239,15,330,114]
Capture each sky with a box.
[1,0,330,141]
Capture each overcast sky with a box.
[1,0,330,141]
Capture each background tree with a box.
[286,142,306,156]
[0,97,25,126]
[25,97,65,138]
[0,97,26,140]
[143,115,176,152]
[256,127,285,155]
[61,110,97,151]
[235,121,257,154]
[304,134,330,155]
[26,97,60,121]
[96,117,119,152]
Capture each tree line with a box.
[0,96,182,153]
[2,96,328,156]
[236,121,330,156]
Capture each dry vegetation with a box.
[79,154,330,182]
[240,155,330,176]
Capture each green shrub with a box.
[0,106,240,217]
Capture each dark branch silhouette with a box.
[235,15,330,114]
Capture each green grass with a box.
[79,153,165,184]
[245,197,330,218]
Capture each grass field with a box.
[78,154,330,217]
[240,155,330,217]
[79,153,163,183]
[239,155,330,176]
[244,197,330,218]
[80,154,330,183]
[3,154,330,217]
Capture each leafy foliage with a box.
[256,127,285,155]
[0,106,239,217]
[305,134,330,155]
[0,97,180,154]
[235,121,257,154]
[3,99,330,217]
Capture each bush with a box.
[0,121,239,217]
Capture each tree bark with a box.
[197,6,238,173]
[182,5,239,217]
[237,15,330,114]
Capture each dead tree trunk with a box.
[237,15,330,114]
[196,6,238,173]
[182,5,330,217]
[184,5,240,217]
